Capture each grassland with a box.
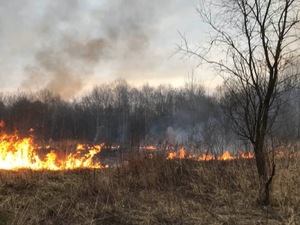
[0,154,299,225]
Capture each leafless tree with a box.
[178,0,300,205]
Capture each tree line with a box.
[0,79,299,152]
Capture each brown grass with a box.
[0,154,299,225]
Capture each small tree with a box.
[179,0,300,205]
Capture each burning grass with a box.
[0,154,299,224]
[0,127,107,170]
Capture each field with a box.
[0,154,299,225]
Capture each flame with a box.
[166,147,300,162]
[139,145,157,151]
[198,154,215,161]
[167,150,255,161]
[1,119,297,170]
[217,151,235,160]
[179,148,186,159]
[167,152,177,159]
[239,152,255,159]
[110,145,120,150]
[166,148,186,159]
[0,128,107,170]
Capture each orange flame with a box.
[239,152,255,159]
[167,149,255,161]
[217,151,235,160]
[0,128,107,170]
[139,145,157,151]
[198,154,215,161]
[179,148,186,159]
[166,148,186,159]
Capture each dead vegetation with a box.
[0,154,299,225]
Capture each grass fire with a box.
[0,82,299,224]
[0,0,299,222]
[0,121,257,171]
[0,121,299,224]
[0,121,107,170]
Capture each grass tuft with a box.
[0,154,298,224]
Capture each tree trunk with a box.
[254,143,269,204]
[254,140,275,205]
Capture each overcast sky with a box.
[0,0,218,98]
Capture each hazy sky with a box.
[0,0,218,98]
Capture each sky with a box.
[0,0,219,99]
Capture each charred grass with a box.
[0,154,299,224]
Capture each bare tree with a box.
[178,0,300,205]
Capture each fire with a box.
[166,148,186,159]
[198,154,215,161]
[0,128,107,170]
[1,120,296,170]
[218,151,235,160]
[167,149,255,161]
[167,152,177,159]
[239,152,255,159]
[179,148,185,159]
[139,145,157,151]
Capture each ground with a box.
[0,154,299,225]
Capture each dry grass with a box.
[0,154,299,225]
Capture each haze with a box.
[0,0,219,99]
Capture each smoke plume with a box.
[20,0,171,98]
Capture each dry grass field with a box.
[0,154,299,225]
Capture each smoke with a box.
[22,37,108,99]
[20,0,172,99]
[166,127,188,144]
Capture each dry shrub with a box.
[272,157,300,223]
[0,153,298,224]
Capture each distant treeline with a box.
[0,80,299,150]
